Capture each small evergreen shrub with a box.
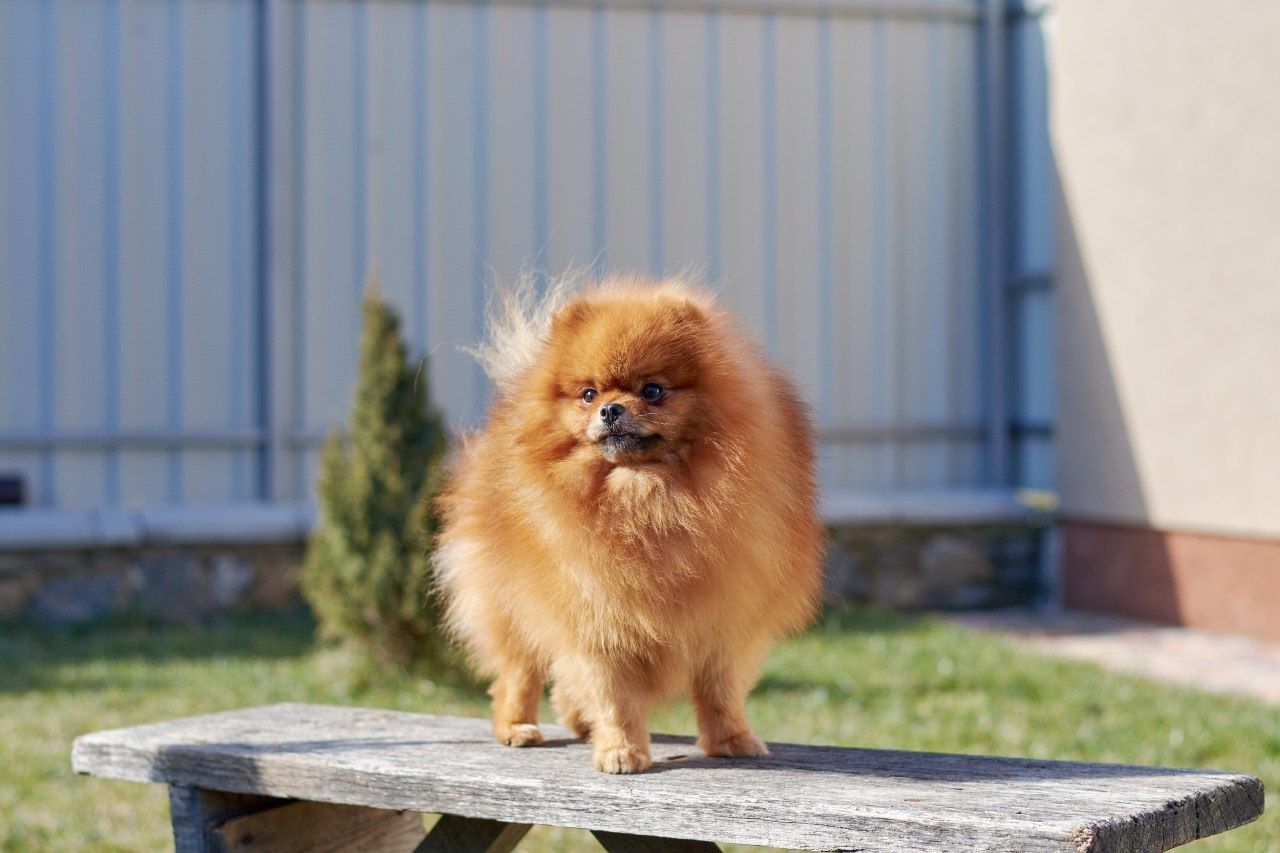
[301,287,449,670]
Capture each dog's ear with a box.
[549,300,592,339]
[662,298,709,330]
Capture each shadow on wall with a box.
[1053,130,1188,629]
[1042,0,1280,643]
[1028,0,1179,627]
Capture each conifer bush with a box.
[301,287,449,670]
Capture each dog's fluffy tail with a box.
[466,268,588,395]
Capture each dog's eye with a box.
[582,388,598,403]
[640,383,664,402]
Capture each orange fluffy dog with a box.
[434,274,824,773]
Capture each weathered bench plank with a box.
[72,702,1263,852]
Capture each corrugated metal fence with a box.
[0,0,1053,513]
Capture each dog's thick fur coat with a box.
[434,275,825,773]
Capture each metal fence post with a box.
[262,0,296,503]
[980,0,1011,486]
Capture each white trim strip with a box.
[0,490,1048,552]
[0,503,315,552]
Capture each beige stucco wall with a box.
[1052,0,1280,540]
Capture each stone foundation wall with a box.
[0,543,303,625]
[0,522,1045,626]
[826,524,1045,609]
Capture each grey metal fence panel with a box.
[1,0,261,510]
[1,0,1037,514]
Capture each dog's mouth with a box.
[598,431,664,455]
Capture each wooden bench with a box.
[72,702,1263,852]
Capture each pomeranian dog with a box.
[434,274,824,773]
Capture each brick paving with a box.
[950,608,1280,706]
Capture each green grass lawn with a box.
[1,607,1274,851]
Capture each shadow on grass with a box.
[807,603,933,637]
[0,601,918,697]
[752,607,947,701]
[0,607,486,698]
[0,609,319,694]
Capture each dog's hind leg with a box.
[490,660,545,747]
[550,681,593,739]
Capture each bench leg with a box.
[168,785,426,852]
[413,814,532,852]
[591,830,720,852]
[169,786,288,852]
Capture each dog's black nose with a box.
[600,402,625,425]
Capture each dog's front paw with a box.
[496,722,544,747]
[593,744,652,774]
[700,731,769,758]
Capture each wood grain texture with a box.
[73,703,1264,852]
[214,800,426,851]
